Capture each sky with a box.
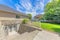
[0,0,50,17]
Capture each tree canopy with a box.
[27,14,32,20]
[43,0,60,21]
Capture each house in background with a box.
[0,4,28,37]
[33,14,43,21]
[0,4,27,20]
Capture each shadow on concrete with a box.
[18,24,42,34]
[52,28,60,36]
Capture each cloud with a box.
[19,0,32,10]
[15,0,44,16]
[26,12,36,17]
[34,0,44,12]
[15,4,23,9]
[16,4,22,12]
[49,0,52,2]
[40,2,44,10]
[15,4,25,13]
[41,12,44,14]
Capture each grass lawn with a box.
[32,22,60,33]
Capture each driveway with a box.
[3,30,60,40]
[33,30,60,40]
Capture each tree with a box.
[27,14,32,20]
[43,0,60,23]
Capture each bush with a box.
[22,18,29,24]
[41,20,60,24]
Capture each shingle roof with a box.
[0,4,25,15]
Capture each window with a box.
[16,15,20,18]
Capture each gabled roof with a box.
[0,4,25,15]
[34,14,43,19]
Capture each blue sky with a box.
[0,0,50,16]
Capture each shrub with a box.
[22,18,29,24]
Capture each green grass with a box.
[32,22,60,33]
[32,22,41,28]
